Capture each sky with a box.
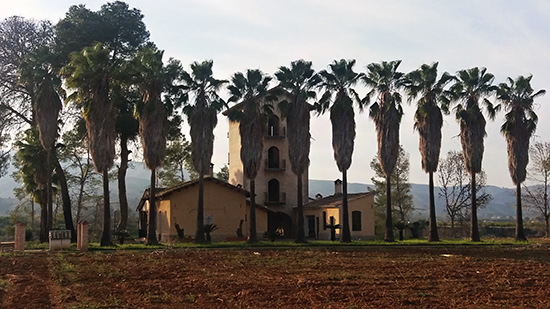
[2,0,550,188]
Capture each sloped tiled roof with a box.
[136,176,250,211]
[302,192,375,209]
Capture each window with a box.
[352,211,362,231]
[205,214,214,225]
[322,211,327,230]
[268,179,280,202]
[268,147,280,168]
[268,115,280,136]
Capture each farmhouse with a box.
[303,180,376,240]
[224,88,375,240]
[136,176,270,242]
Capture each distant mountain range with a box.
[0,160,535,220]
[309,179,529,220]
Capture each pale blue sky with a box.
[3,1,550,188]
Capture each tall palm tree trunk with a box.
[428,171,439,241]
[40,191,48,242]
[385,174,395,242]
[55,157,76,242]
[470,173,480,242]
[46,150,53,232]
[545,179,549,237]
[248,179,257,243]
[147,170,159,245]
[341,169,351,243]
[515,182,527,241]
[100,169,113,246]
[195,174,206,243]
[118,136,129,231]
[296,175,306,243]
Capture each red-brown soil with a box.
[2,245,550,308]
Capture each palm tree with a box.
[449,67,498,242]
[497,75,545,241]
[18,48,63,236]
[180,60,227,243]
[403,62,453,242]
[275,59,320,243]
[62,43,116,246]
[363,60,405,242]
[13,128,52,242]
[132,48,174,245]
[318,59,362,243]
[226,69,272,243]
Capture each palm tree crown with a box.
[318,59,362,173]
[498,75,545,185]
[404,62,453,173]
[449,67,498,174]
[364,60,405,176]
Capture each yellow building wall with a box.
[302,194,375,241]
[347,194,375,240]
[150,180,268,242]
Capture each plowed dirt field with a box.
[2,245,550,308]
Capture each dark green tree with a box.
[370,146,414,231]
[215,165,229,182]
[56,1,150,234]
[158,134,195,186]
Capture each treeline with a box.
[0,1,545,245]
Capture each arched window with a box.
[267,115,280,136]
[268,147,280,168]
[268,179,280,202]
[352,211,362,231]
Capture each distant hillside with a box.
[309,179,530,220]
[0,160,536,220]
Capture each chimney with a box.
[334,179,342,195]
[209,163,214,177]
[315,193,323,199]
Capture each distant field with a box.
[2,244,550,308]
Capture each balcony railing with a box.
[264,192,286,205]
[266,126,286,138]
[265,159,286,172]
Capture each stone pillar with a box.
[77,221,89,252]
[14,222,25,251]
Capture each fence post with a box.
[78,221,89,252]
[14,222,25,251]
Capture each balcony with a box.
[266,126,285,139]
[265,159,286,172]
[264,192,286,206]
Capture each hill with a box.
[309,179,530,220]
[0,160,536,220]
